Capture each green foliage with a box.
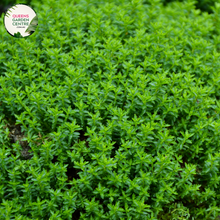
[25,15,38,34]
[0,0,16,7]
[161,0,220,14]
[14,32,22,38]
[0,0,220,219]
[0,0,31,8]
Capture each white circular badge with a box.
[4,4,38,38]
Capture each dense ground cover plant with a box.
[161,0,217,14]
[1,0,220,219]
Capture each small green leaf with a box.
[25,15,38,33]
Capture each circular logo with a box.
[4,4,38,38]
